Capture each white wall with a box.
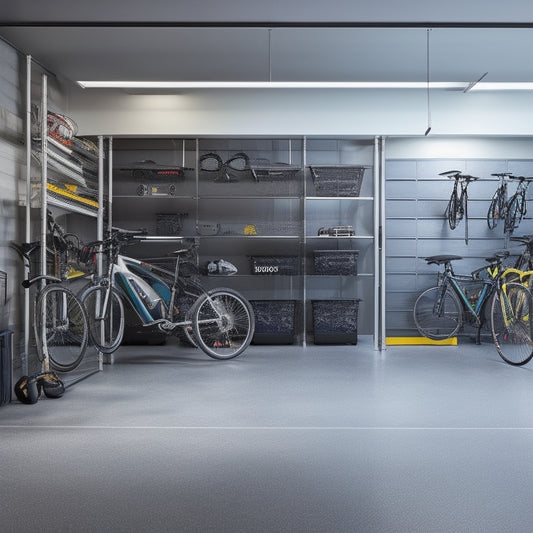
[67,85,533,137]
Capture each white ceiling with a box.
[3,1,533,87]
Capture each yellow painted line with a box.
[386,336,457,346]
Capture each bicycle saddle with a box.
[424,255,462,265]
[485,251,509,264]
[439,170,461,176]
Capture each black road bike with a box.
[487,172,513,230]
[504,176,533,236]
[442,170,479,244]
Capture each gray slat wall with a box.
[386,154,533,336]
[0,38,25,365]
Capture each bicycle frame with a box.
[487,172,512,231]
[436,270,494,330]
[505,176,533,236]
[441,170,479,244]
[112,253,205,333]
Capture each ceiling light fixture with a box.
[468,82,533,91]
[77,80,468,89]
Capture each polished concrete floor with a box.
[2,336,533,532]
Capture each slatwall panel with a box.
[385,156,533,337]
[0,38,23,117]
[0,39,25,376]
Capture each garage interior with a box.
[3,2,533,532]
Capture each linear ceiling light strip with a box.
[77,81,469,89]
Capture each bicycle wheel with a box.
[191,288,255,360]
[487,191,503,229]
[34,284,89,372]
[81,285,125,355]
[413,286,462,340]
[446,194,459,230]
[491,282,533,366]
[505,194,525,235]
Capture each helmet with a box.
[38,372,65,399]
[14,371,65,404]
[14,375,40,404]
[206,259,238,276]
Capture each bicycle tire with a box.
[487,191,504,229]
[413,286,462,340]
[505,194,526,235]
[462,190,469,244]
[191,288,255,360]
[81,285,125,355]
[490,282,533,366]
[34,284,89,372]
[446,194,459,230]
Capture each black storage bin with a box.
[250,161,301,182]
[0,330,13,406]
[312,299,360,345]
[313,250,359,275]
[310,165,366,197]
[250,256,299,275]
[250,300,297,344]
[156,213,185,236]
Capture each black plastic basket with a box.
[156,213,185,236]
[310,165,366,197]
[312,299,360,344]
[250,160,301,182]
[250,300,297,344]
[250,256,299,275]
[313,250,359,275]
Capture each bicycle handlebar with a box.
[508,175,533,181]
[21,275,62,289]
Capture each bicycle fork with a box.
[499,283,533,345]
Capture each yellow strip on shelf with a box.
[386,337,458,346]
[46,183,98,208]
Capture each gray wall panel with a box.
[385,149,533,336]
[0,38,23,116]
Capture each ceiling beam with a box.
[3,21,533,29]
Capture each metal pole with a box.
[108,136,113,232]
[373,137,380,350]
[40,73,49,372]
[23,55,32,374]
[380,137,387,350]
[302,135,307,347]
[40,74,47,279]
[97,136,104,259]
[97,135,105,369]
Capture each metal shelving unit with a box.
[24,62,105,381]
[109,135,384,349]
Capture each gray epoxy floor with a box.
[2,337,533,532]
